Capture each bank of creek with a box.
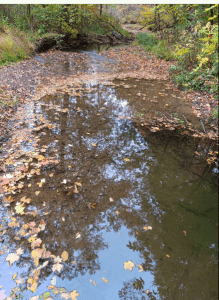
[0,44,218,300]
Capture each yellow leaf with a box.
[28,236,36,243]
[116,211,120,215]
[166,254,170,258]
[75,182,82,187]
[102,278,109,283]
[146,289,149,294]
[91,143,96,147]
[124,158,130,162]
[143,226,152,231]
[69,290,79,300]
[90,279,97,286]
[138,264,144,272]
[61,251,68,262]
[44,212,49,215]
[12,272,18,280]
[35,191,40,196]
[124,260,135,271]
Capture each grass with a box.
[0,26,35,66]
[136,32,175,61]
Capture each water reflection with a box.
[0,83,217,299]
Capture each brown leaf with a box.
[61,251,68,262]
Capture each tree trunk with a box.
[100,4,102,16]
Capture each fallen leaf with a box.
[102,278,109,283]
[124,158,130,162]
[54,256,62,264]
[69,290,79,300]
[109,197,114,202]
[124,260,135,271]
[51,276,56,286]
[12,272,18,280]
[61,293,70,299]
[61,251,68,262]
[20,196,31,203]
[76,233,81,239]
[15,205,25,214]
[39,292,50,299]
[5,253,20,266]
[89,279,97,286]
[138,264,144,272]
[15,277,24,286]
[35,191,40,196]
[166,254,170,258]
[91,143,96,147]
[143,226,152,231]
[49,173,54,177]
[52,263,63,273]
[116,211,120,215]
[75,182,82,187]
[30,296,39,300]
[183,230,187,236]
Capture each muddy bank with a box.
[35,32,134,53]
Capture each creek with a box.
[0,47,218,300]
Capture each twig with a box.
[183,115,190,125]
[200,119,206,133]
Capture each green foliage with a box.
[211,107,218,120]
[0,26,34,66]
[136,32,175,60]
[139,4,219,94]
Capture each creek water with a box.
[0,48,218,300]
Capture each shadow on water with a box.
[0,68,218,298]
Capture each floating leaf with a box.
[183,230,187,236]
[52,263,63,273]
[54,256,62,264]
[166,254,170,258]
[51,276,56,286]
[61,293,70,299]
[69,290,79,300]
[89,279,97,286]
[35,191,40,196]
[15,205,25,214]
[75,182,82,187]
[91,143,96,147]
[143,226,152,231]
[146,289,149,294]
[5,253,20,266]
[124,260,135,271]
[39,292,50,299]
[61,251,68,262]
[102,278,109,283]
[12,272,18,280]
[109,197,114,202]
[116,211,120,215]
[124,158,130,162]
[138,264,143,272]
[20,196,31,203]
[76,233,81,239]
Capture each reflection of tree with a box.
[3,84,217,299]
